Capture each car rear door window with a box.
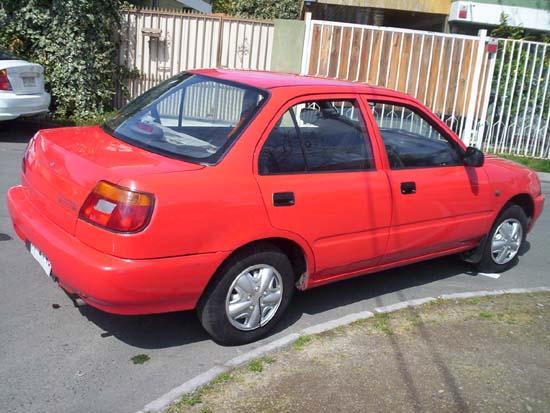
[259,109,307,174]
[259,99,374,174]
[369,102,463,169]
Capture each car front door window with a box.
[369,102,462,169]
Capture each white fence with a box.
[115,10,549,159]
[301,16,550,158]
[477,39,550,158]
[116,8,274,107]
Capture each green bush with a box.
[213,0,301,20]
[0,0,126,118]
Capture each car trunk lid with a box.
[24,126,203,235]
[1,60,45,94]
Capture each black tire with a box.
[475,204,528,273]
[197,244,294,345]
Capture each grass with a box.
[479,311,495,319]
[168,372,235,410]
[130,354,150,365]
[248,356,276,373]
[372,313,393,335]
[498,153,550,173]
[294,335,312,350]
[248,359,264,373]
[210,372,234,386]
[167,293,550,413]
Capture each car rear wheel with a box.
[197,245,294,345]
[476,204,527,273]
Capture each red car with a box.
[7,70,544,344]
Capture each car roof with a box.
[190,68,391,94]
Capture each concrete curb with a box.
[538,171,550,183]
[137,286,550,413]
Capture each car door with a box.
[254,95,392,281]
[362,95,493,264]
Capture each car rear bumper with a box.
[0,91,50,121]
[7,185,228,315]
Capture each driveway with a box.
[1,120,549,413]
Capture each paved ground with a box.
[170,293,550,413]
[1,120,549,413]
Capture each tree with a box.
[212,0,301,20]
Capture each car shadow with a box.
[79,255,479,349]
[0,119,61,143]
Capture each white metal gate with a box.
[301,16,550,159]
[476,39,550,158]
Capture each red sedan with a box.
[7,70,545,344]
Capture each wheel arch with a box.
[197,236,314,310]
[503,193,534,220]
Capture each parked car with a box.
[0,48,50,121]
[7,70,544,344]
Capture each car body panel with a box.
[360,94,494,263]
[253,92,392,281]
[0,59,50,120]
[6,69,545,315]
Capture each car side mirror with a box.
[463,146,484,167]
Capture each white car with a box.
[0,48,50,121]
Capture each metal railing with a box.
[301,15,550,159]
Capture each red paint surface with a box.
[7,69,545,315]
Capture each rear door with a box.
[363,95,493,264]
[254,95,392,281]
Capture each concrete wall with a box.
[270,19,306,74]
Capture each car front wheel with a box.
[476,204,528,273]
[197,245,294,345]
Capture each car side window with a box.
[259,99,374,175]
[259,109,307,174]
[368,102,463,169]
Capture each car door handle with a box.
[400,181,416,195]
[273,192,295,207]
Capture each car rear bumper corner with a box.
[6,184,228,315]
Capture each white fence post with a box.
[462,29,487,147]
[300,12,313,75]
[475,41,497,148]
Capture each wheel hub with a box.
[225,264,283,331]
[490,218,523,265]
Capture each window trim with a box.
[257,96,376,176]
[364,96,466,171]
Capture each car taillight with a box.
[0,69,12,91]
[79,181,154,233]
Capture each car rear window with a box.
[104,73,268,164]
[0,48,20,60]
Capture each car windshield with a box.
[104,73,267,164]
[0,48,20,60]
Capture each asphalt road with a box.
[1,120,549,413]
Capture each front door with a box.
[364,96,493,264]
[255,96,392,281]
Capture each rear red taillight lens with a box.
[0,69,12,91]
[79,181,154,233]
